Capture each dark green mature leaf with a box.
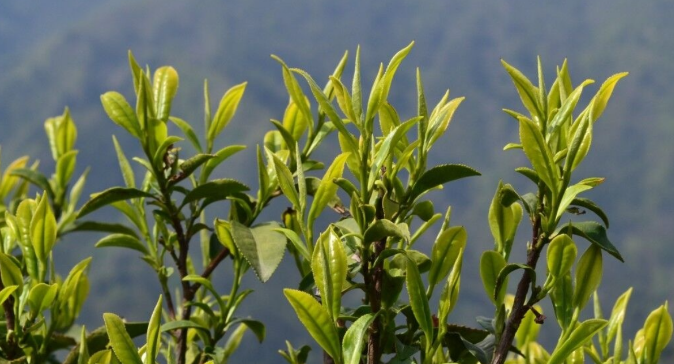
[160,320,209,333]
[560,221,623,261]
[342,313,377,364]
[95,234,149,256]
[171,154,214,185]
[231,221,286,282]
[569,198,609,228]
[182,178,249,206]
[363,219,405,246]
[410,164,480,202]
[78,187,154,218]
[103,313,143,364]
[61,221,138,238]
[284,289,342,363]
[101,92,142,139]
[11,168,54,201]
[548,319,608,364]
[494,263,535,303]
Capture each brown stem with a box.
[491,207,545,364]
[0,274,17,359]
[367,193,386,364]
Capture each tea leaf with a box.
[103,313,143,364]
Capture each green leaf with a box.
[61,221,138,238]
[239,319,266,343]
[551,273,573,330]
[369,117,419,189]
[275,228,310,261]
[95,234,149,256]
[642,303,673,364]
[153,66,179,122]
[0,252,23,293]
[267,149,299,208]
[207,82,247,147]
[103,313,143,364]
[494,263,536,303]
[573,244,603,311]
[0,285,18,305]
[570,198,610,228]
[283,99,310,142]
[410,164,480,202]
[200,145,246,183]
[145,296,162,364]
[284,289,342,363]
[27,282,58,318]
[590,72,628,122]
[307,152,349,231]
[152,135,183,171]
[169,117,203,153]
[78,326,90,364]
[172,154,214,184]
[231,221,286,282]
[546,234,577,285]
[606,288,632,344]
[548,319,608,364]
[56,150,78,187]
[501,59,543,120]
[565,111,593,173]
[182,178,249,206]
[406,255,433,351]
[79,187,154,218]
[112,136,135,188]
[562,221,623,262]
[342,313,377,364]
[311,228,347,320]
[480,251,506,305]
[363,219,406,246]
[101,92,142,139]
[272,56,314,132]
[428,226,466,287]
[547,79,594,134]
[31,194,58,264]
[10,168,54,201]
[519,116,559,192]
[426,97,465,148]
[365,41,414,128]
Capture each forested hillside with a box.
[0,1,672,361]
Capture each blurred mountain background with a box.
[1,0,672,362]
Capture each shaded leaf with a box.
[410,164,480,202]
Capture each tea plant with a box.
[0,109,93,362]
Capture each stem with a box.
[0,273,17,359]
[367,193,386,364]
[491,197,546,364]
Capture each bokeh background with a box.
[1,0,672,362]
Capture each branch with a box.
[0,272,17,359]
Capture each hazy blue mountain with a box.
[1,1,672,361]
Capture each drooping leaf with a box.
[284,289,342,363]
[103,313,143,364]
[95,234,149,256]
[569,197,610,228]
[561,221,623,262]
[79,187,154,218]
[494,263,536,304]
[410,164,480,202]
[11,168,54,201]
[61,221,138,238]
